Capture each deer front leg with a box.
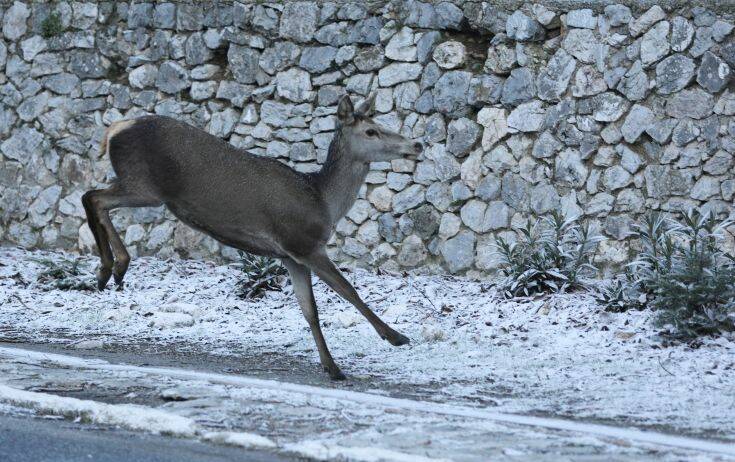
[302,251,410,347]
[282,258,346,380]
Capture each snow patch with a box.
[284,441,452,462]
[202,431,277,449]
[0,384,197,437]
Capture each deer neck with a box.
[313,130,370,225]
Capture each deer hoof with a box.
[96,267,112,291]
[325,365,346,381]
[386,332,410,346]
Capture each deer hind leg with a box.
[283,258,345,380]
[82,189,114,290]
[300,250,410,347]
[82,184,161,289]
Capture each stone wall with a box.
[1,1,734,276]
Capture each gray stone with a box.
[185,33,212,66]
[617,61,649,101]
[315,21,351,46]
[354,46,385,72]
[153,3,176,28]
[467,75,503,106]
[69,51,107,79]
[646,118,678,144]
[507,100,545,132]
[532,131,563,159]
[346,73,374,95]
[655,54,696,94]
[299,46,337,73]
[1,126,44,164]
[506,11,544,42]
[603,165,632,191]
[128,3,153,28]
[275,68,312,103]
[566,9,596,29]
[392,184,425,213]
[28,185,62,227]
[536,49,576,102]
[530,183,560,214]
[435,2,463,30]
[640,21,670,65]
[671,16,694,52]
[562,28,598,64]
[417,30,441,64]
[460,199,486,232]
[554,149,588,188]
[629,5,666,37]
[690,176,721,200]
[433,71,471,117]
[704,150,733,175]
[228,45,260,84]
[337,2,367,21]
[208,108,239,137]
[378,63,423,87]
[476,174,501,201]
[397,235,427,267]
[697,51,731,93]
[433,41,465,69]
[280,1,319,42]
[446,118,480,156]
[441,231,475,273]
[484,43,516,75]
[665,88,714,119]
[572,65,607,97]
[477,107,508,150]
[259,42,301,75]
[177,3,204,31]
[604,4,631,27]
[501,173,529,210]
[129,64,158,89]
[190,81,217,101]
[348,17,381,45]
[425,182,452,211]
[644,165,695,198]
[690,27,714,58]
[394,81,420,110]
[621,104,655,143]
[618,145,643,173]
[3,1,30,41]
[20,36,47,61]
[17,92,48,122]
[155,61,190,94]
[501,67,536,106]
[385,26,416,62]
[592,92,629,122]
[42,73,79,95]
[712,20,734,42]
[408,204,440,239]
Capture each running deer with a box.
[82,94,423,380]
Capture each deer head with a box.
[336,93,423,163]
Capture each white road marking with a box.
[1,345,733,457]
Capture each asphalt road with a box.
[0,414,295,462]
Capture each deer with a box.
[81,93,423,380]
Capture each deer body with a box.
[82,95,422,379]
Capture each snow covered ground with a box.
[1,246,734,448]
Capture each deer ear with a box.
[337,95,355,125]
[355,92,376,116]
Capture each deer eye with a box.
[365,128,378,137]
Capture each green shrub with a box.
[494,211,603,298]
[623,210,735,340]
[41,13,65,38]
[33,257,96,291]
[234,252,287,299]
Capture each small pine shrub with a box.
[234,252,287,299]
[41,13,65,38]
[494,211,603,298]
[33,257,96,291]
[624,210,735,340]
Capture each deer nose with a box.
[413,142,423,153]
